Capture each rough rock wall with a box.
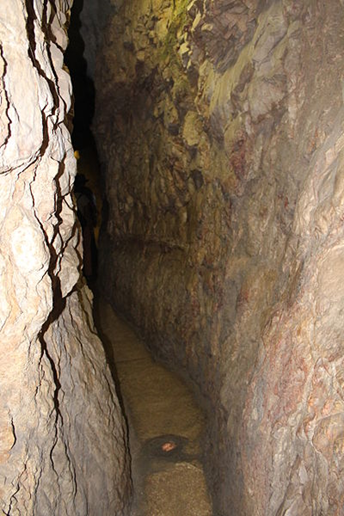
[0,1,130,515]
[94,0,344,514]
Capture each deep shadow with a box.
[65,0,103,285]
[64,0,95,149]
[65,1,122,400]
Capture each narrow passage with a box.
[96,298,213,516]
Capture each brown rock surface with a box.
[0,1,130,514]
[93,0,344,513]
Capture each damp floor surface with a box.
[95,298,213,516]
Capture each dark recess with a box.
[64,0,95,149]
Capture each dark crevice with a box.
[64,0,96,149]
[25,0,58,153]
[0,45,11,158]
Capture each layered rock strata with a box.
[0,1,130,514]
[95,0,344,514]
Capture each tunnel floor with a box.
[95,297,213,515]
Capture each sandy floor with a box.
[95,297,213,516]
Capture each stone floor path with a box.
[95,297,213,516]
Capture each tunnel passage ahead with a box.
[70,0,344,513]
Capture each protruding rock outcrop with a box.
[0,2,130,514]
[93,0,344,513]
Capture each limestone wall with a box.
[0,1,130,514]
[94,0,344,514]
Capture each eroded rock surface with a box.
[0,1,130,514]
[94,0,344,514]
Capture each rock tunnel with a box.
[2,0,344,515]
